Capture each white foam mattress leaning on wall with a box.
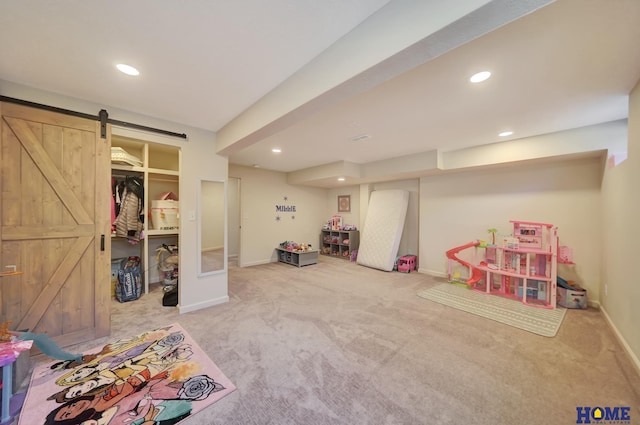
[357,189,409,272]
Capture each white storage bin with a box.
[150,200,179,230]
[111,147,142,167]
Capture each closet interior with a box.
[110,135,181,296]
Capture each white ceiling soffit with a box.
[1,0,638,189]
[216,0,553,156]
[228,0,640,186]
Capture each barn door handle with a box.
[101,235,105,251]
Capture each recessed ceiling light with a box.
[498,131,513,137]
[469,71,491,83]
[116,63,140,76]
[271,148,281,153]
[252,164,260,168]
[337,177,345,181]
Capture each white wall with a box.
[326,186,360,229]
[420,157,603,301]
[229,164,327,266]
[327,180,419,262]
[601,79,640,370]
[227,177,240,258]
[0,80,229,314]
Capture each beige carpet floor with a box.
[20,256,640,425]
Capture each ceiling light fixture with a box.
[498,131,513,137]
[338,177,345,181]
[469,71,491,83]
[271,148,281,153]
[116,63,140,76]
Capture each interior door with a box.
[0,102,111,348]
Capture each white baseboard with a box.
[240,259,273,267]
[419,268,447,278]
[587,299,601,309]
[178,295,229,314]
[600,306,640,378]
[202,246,224,252]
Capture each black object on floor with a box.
[162,285,178,307]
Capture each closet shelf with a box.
[147,229,179,236]
[148,168,179,177]
[111,164,145,173]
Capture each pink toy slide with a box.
[446,241,484,285]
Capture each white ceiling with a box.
[1,0,639,188]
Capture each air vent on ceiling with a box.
[350,134,371,142]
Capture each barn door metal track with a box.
[0,95,188,140]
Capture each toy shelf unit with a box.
[276,247,318,267]
[320,229,359,260]
[473,221,558,309]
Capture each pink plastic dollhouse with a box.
[446,220,558,309]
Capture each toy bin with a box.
[151,200,179,230]
[557,286,587,309]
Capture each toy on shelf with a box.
[324,218,357,232]
[446,220,564,309]
[331,215,342,230]
[279,241,313,253]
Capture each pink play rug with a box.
[19,323,235,425]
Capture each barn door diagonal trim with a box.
[16,236,93,332]
[4,117,93,225]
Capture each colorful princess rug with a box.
[18,323,236,425]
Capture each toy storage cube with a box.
[557,287,587,309]
[150,200,179,230]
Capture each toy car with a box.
[397,255,417,273]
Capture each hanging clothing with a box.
[113,176,144,242]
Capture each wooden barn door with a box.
[0,102,111,348]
